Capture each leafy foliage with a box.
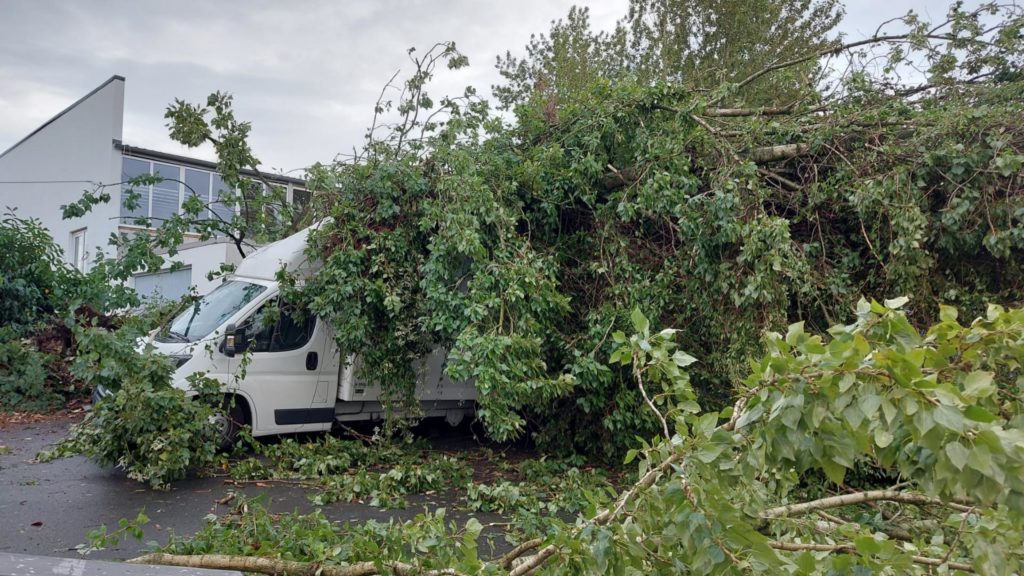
[494,0,843,110]
[132,301,1024,574]
[283,3,1024,458]
[38,327,223,489]
[0,337,59,411]
[0,210,138,411]
[0,210,77,332]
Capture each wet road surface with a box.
[0,414,509,562]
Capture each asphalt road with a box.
[0,414,508,562]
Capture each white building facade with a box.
[0,76,306,300]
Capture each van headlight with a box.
[170,355,192,369]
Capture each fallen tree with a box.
[272,1,1024,456]
[129,299,1024,573]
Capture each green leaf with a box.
[932,405,964,433]
[874,428,894,448]
[821,459,847,484]
[963,405,998,423]
[884,296,909,309]
[696,442,726,464]
[939,304,958,322]
[967,446,996,477]
[962,371,995,399]
[734,402,765,430]
[672,350,697,368]
[859,394,881,419]
[945,441,969,470]
[854,535,882,555]
[630,308,649,335]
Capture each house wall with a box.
[130,239,246,298]
[0,77,124,271]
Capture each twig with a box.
[632,356,670,440]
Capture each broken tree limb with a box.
[757,168,801,191]
[499,538,544,570]
[726,29,1002,99]
[745,143,810,163]
[703,105,795,117]
[761,490,975,519]
[767,541,975,572]
[128,553,464,576]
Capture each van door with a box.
[230,299,330,435]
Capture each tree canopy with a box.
[494,0,844,110]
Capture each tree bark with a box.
[745,144,810,163]
[761,490,974,519]
[129,553,463,576]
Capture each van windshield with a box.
[161,281,267,343]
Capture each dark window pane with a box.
[272,304,315,352]
[211,174,236,225]
[184,169,211,220]
[151,163,181,223]
[240,300,315,353]
[293,188,311,211]
[120,158,151,223]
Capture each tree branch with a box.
[509,451,684,576]
[129,553,464,576]
[499,538,543,569]
[745,144,810,163]
[703,105,795,117]
[767,541,975,572]
[762,490,975,519]
[727,32,1001,99]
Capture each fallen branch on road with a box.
[129,553,466,576]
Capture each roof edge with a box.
[119,144,306,185]
[0,75,125,161]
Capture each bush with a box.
[0,337,60,411]
[39,326,223,489]
[0,210,78,333]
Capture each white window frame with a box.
[70,228,87,272]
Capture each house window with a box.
[184,168,211,220]
[120,158,150,223]
[151,163,182,224]
[133,266,193,301]
[292,188,311,212]
[118,156,301,231]
[71,228,87,272]
[118,158,188,226]
[210,173,236,224]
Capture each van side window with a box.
[241,300,315,353]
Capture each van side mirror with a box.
[223,323,248,357]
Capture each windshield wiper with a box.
[164,330,189,342]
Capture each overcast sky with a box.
[0,0,969,175]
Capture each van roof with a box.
[233,222,322,281]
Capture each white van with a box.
[107,225,476,446]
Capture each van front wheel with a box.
[212,399,245,451]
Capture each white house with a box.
[0,76,307,300]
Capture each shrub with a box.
[0,210,78,333]
[0,338,60,411]
[39,326,223,489]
